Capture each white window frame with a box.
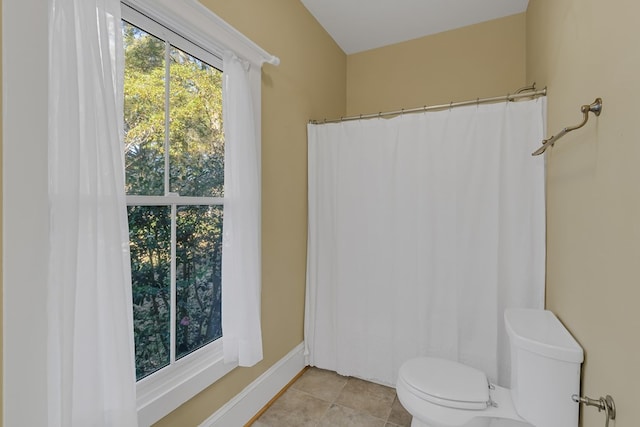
[121,1,276,425]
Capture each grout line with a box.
[243,366,310,427]
[247,367,408,427]
[301,368,349,426]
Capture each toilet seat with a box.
[398,357,490,410]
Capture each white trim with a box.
[123,0,279,67]
[3,0,50,425]
[126,195,225,206]
[137,339,238,426]
[121,4,223,81]
[199,343,306,427]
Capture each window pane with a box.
[169,46,224,197]
[123,22,166,196]
[128,205,171,380]
[176,205,223,360]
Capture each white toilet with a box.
[396,309,583,427]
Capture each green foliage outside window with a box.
[123,22,224,380]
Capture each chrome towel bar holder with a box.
[572,393,616,427]
[532,97,603,156]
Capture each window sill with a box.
[137,339,237,426]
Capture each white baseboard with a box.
[199,342,305,427]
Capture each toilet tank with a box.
[505,309,583,427]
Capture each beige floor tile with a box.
[256,388,330,427]
[291,367,348,402]
[387,396,412,426]
[252,369,412,427]
[317,403,386,427]
[334,377,396,420]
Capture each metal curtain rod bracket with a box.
[532,97,603,156]
[514,83,537,94]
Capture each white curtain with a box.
[47,0,138,426]
[305,98,546,387]
[221,52,263,366]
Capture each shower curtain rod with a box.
[309,85,547,124]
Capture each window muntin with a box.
[123,19,224,381]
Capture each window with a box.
[122,5,235,424]
[120,1,274,424]
[123,15,225,381]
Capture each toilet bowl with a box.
[396,309,583,427]
[396,357,527,427]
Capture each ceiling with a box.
[300,0,529,54]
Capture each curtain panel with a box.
[47,0,138,425]
[305,98,547,387]
[221,52,263,367]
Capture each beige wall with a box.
[527,1,640,426]
[346,13,527,116]
[153,1,346,425]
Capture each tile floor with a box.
[251,367,413,427]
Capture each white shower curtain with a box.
[305,98,546,387]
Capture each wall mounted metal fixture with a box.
[309,84,546,125]
[572,394,616,427]
[532,97,603,156]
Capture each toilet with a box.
[396,309,584,427]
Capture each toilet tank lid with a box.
[505,308,584,363]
